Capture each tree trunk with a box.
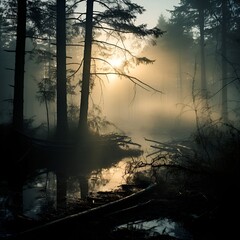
[12,0,26,132]
[56,0,68,139]
[198,6,207,98]
[178,49,183,102]
[78,0,94,135]
[47,35,52,135]
[56,0,68,208]
[221,0,228,122]
[44,94,50,136]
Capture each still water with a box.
[0,158,193,239]
[19,158,193,240]
[22,158,131,218]
[114,218,192,239]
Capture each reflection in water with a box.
[2,159,194,239]
[22,160,130,219]
[23,171,56,219]
[114,218,193,239]
[22,155,151,219]
[89,158,130,192]
[0,197,13,238]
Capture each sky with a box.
[133,0,180,27]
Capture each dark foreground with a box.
[1,181,238,240]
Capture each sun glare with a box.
[109,57,123,68]
[107,57,124,82]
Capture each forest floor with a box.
[1,125,239,239]
[1,181,238,240]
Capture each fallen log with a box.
[7,183,158,240]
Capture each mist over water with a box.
[0,1,231,148]
[90,43,199,150]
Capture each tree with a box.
[173,1,214,97]
[27,0,79,136]
[78,0,94,135]
[56,0,68,139]
[203,0,237,121]
[1,0,163,212]
[196,0,209,98]
[75,0,163,134]
[221,0,228,122]
[1,0,56,131]
[36,77,55,135]
[53,0,163,208]
[156,14,194,102]
[12,0,26,132]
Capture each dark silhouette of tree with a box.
[173,0,210,98]
[12,0,26,132]
[79,0,94,135]
[56,0,68,139]
[1,0,57,130]
[1,0,163,136]
[196,0,209,98]
[156,14,194,102]
[221,0,228,122]
[27,1,80,135]
[36,77,55,135]
[200,0,237,121]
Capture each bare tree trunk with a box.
[221,0,228,122]
[56,0,68,139]
[56,0,68,210]
[13,0,26,132]
[44,95,50,136]
[78,0,94,135]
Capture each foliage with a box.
[87,104,117,134]
[71,0,164,93]
[36,77,56,104]
[126,113,240,208]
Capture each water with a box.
[114,218,193,239]
[1,159,193,239]
[89,158,131,192]
[21,161,130,219]
[0,197,14,238]
[23,171,56,219]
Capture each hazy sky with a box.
[133,0,180,27]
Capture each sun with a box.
[107,57,124,82]
[109,57,123,68]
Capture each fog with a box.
[0,0,240,180]
[1,1,240,238]
[91,42,203,147]
[1,17,238,149]
[1,38,196,147]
